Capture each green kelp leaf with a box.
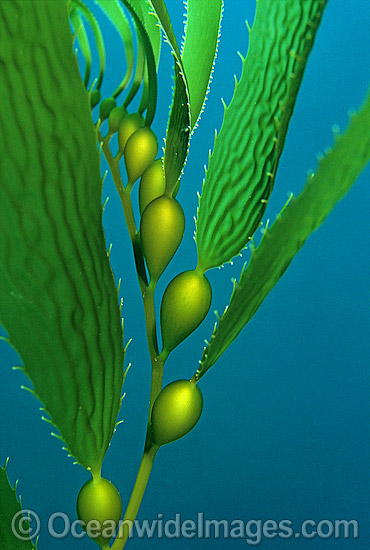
[196,0,328,272]
[69,5,93,88]
[149,0,181,58]
[181,0,223,129]
[194,88,370,379]
[130,0,162,118]
[128,0,161,68]
[70,0,106,91]
[149,0,191,193]
[0,0,124,473]
[0,462,37,549]
[93,0,135,97]
[164,60,191,192]
[122,0,158,125]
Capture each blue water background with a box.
[1,1,369,548]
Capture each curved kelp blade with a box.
[194,88,370,379]
[149,0,181,59]
[122,0,158,126]
[164,60,191,192]
[94,0,136,98]
[195,0,328,272]
[149,0,191,193]
[69,5,93,88]
[128,0,161,68]
[0,462,37,549]
[70,0,106,91]
[0,0,124,473]
[181,0,223,129]
[133,0,162,119]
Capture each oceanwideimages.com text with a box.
[12,510,359,546]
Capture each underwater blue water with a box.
[1,1,369,548]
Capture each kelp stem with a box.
[143,281,159,359]
[100,134,148,284]
[100,127,167,550]
[111,444,159,550]
[100,137,136,238]
[148,355,165,418]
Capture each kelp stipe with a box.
[0,0,369,548]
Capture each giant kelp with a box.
[0,0,369,548]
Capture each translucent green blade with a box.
[164,59,191,192]
[131,0,162,119]
[181,0,223,129]
[196,0,328,271]
[130,0,161,68]
[0,0,124,473]
[149,0,181,58]
[194,88,370,379]
[69,6,93,88]
[72,0,106,91]
[149,0,191,193]
[0,462,36,549]
[122,0,158,126]
[95,0,136,96]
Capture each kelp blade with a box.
[194,88,370,378]
[0,0,124,472]
[164,60,191,192]
[152,0,223,188]
[0,462,36,549]
[122,0,158,126]
[93,0,135,96]
[128,0,162,68]
[69,4,94,88]
[181,0,223,129]
[149,0,191,193]
[149,0,181,58]
[196,0,328,271]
